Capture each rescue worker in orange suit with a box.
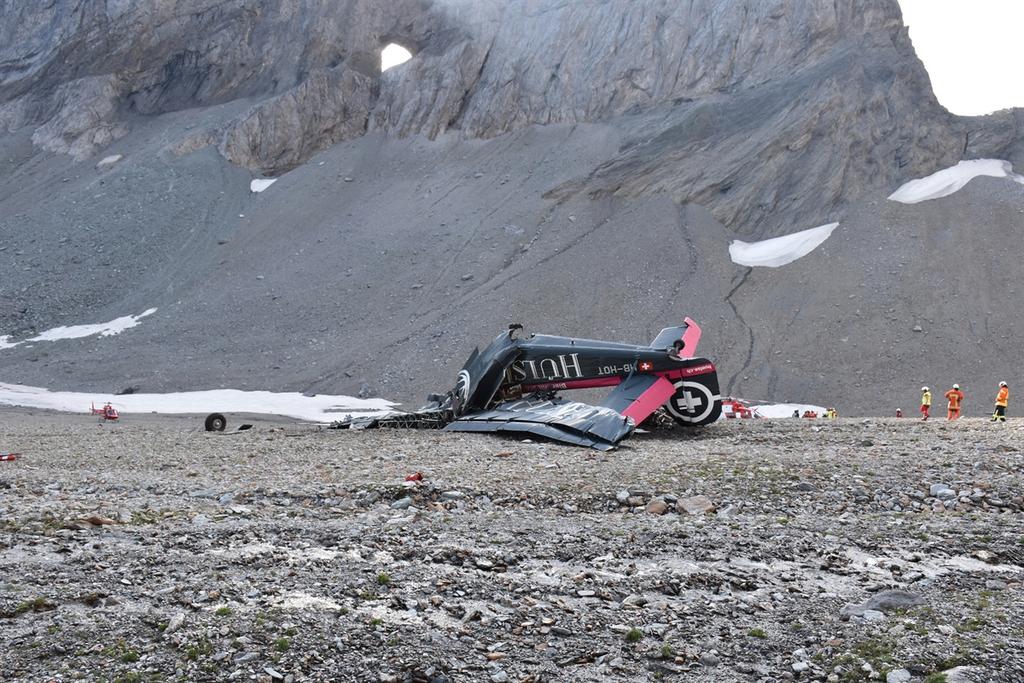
[944,384,964,420]
[920,386,932,421]
[992,382,1009,422]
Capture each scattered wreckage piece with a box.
[205,413,227,431]
[333,316,722,450]
[203,413,254,433]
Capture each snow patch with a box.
[29,308,157,342]
[1,309,157,350]
[250,178,277,193]
[0,382,394,423]
[96,154,122,169]
[754,403,829,419]
[888,159,1024,204]
[729,223,838,268]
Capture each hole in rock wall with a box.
[381,43,413,72]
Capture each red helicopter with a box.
[90,402,120,422]
[720,396,762,419]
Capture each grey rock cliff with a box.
[1,0,1023,413]
[2,0,1020,234]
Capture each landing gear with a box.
[204,413,227,432]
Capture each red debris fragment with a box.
[404,472,423,482]
[0,453,20,462]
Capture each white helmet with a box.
[921,386,929,392]
[1000,381,1007,387]
[953,384,959,390]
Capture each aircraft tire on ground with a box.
[664,378,722,426]
[204,413,227,432]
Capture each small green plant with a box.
[274,637,290,652]
[625,628,643,643]
[376,572,391,585]
[923,675,948,683]
[185,638,213,661]
[748,628,767,638]
[14,596,55,615]
[215,606,232,617]
[130,509,161,525]
[660,643,674,658]
[120,650,140,663]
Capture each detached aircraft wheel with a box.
[664,379,722,426]
[204,413,227,432]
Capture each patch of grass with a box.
[625,628,643,643]
[130,509,161,525]
[904,620,928,636]
[748,628,767,638]
[13,596,55,616]
[958,616,987,633]
[120,650,140,663]
[185,638,213,661]
[923,675,948,683]
[376,572,391,585]
[852,636,894,662]
[274,637,290,652]
[369,618,383,627]
[215,606,232,617]
[660,643,673,658]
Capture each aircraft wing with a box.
[444,397,634,450]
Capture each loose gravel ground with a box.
[1,410,1023,682]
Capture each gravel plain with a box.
[1,410,1023,682]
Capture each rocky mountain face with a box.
[5,0,1020,230]
[1,0,1023,412]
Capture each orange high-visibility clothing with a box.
[945,389,964,410]
[996,386,1009,407]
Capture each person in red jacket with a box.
[992,382,1009,422]
[944,384,964,420]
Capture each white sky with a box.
[381,43,413,72]
[898,0,1024,115]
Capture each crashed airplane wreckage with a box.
[333,317,722,450]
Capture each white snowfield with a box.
[0,383,395,423]
[754,403,829,419]
[729,223,839,268]
[0,308,157,350]
[250,178,278,193]
[888,159,1024,204]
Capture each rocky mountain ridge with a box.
[1,0,1023,413]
